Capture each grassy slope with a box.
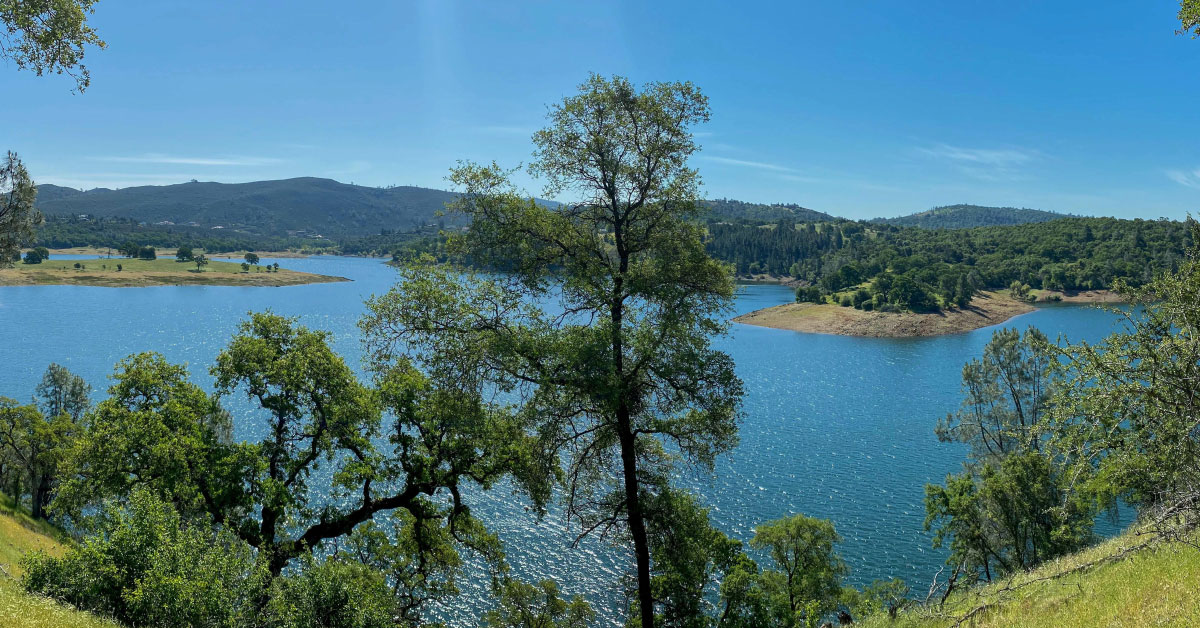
[0,494,118,628]
[0,257,347,287]
[863,529,1200,628]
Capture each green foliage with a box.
[35,178,463,240]
[264,555,396,628]
[36,362,90,422]
[707,216,1193,310]
[1047,230,1200,531]
[366,74,742,628]
[1,152,42,267]
[22,490,262,627]
[193,253,209,271]
[483,579,594,628]
[926,328,1094,581]
[0,0,104,91]
[36,215,329,254]
[701,199,833,223]
[174,244,194,261]
[0,366,85,520]
[750,513,847,623]
[244,252,259,266]
[1181,0,1200,37]
[842,578,910,620]
[54,311,546,625]
[935,327,1053,461]
[872,204,1068,229]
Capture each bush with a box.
[839,295,853,307]
[22,491,263,627]
[73,262,81,269]
[265,556,397,628]
[137,246,156,260]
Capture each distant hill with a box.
[33,179,838,241]
[872,204,1070,229]
[34,178,462,239]
[702,198,835,223]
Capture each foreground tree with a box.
[926,328,1094,582]
[1048,226,1200,536]
[193,253,208,272]
[55,312,551,621]
[0,0,105,91]
[1182,0,1199,37]
[363,74,741,627]
[0,152,40,268]
[749,514,846,624]
[0,399,73,518]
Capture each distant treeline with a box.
[36,216,333,253]
[706,216,1195,311]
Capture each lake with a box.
[0,255,1129,623]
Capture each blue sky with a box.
[1,1,1197,219]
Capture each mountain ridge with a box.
[871,204,1073,229]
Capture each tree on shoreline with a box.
[364,74,742,627]
[0,153,40,268]
[52,312,553,621]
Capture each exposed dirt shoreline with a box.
[733,290,1119,338]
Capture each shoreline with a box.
[733,290,1119,338]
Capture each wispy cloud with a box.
[92,153,284,167]
[1167,167,1200,189]
[700,155,798,173]
[916,143,1041,181]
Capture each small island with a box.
[734,289,1119,338]
[0,257,348,288]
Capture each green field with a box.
[0,257,347,287]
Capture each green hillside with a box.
[35,178,462,239]
[701,198,835,222]
[862,527,1200,628]
[0,494,119,628]
[873,204,1071,229]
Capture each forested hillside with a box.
[706,217,1193,311]
[35,178,462,238]
[873,204,1070,229]
[701,198,834,222]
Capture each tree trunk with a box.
[619,407,654,627]
[30,472,51,520]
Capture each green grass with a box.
[0,493,118,627]
[860,528,1200,628]
[27,257,253,273]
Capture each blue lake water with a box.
[0,255,1130,623]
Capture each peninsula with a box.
[0,258,347,288]
[734,290,1118,338]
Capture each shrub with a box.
[264,556,397,628]
[73,262,81,269]
[22,491,263,627]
